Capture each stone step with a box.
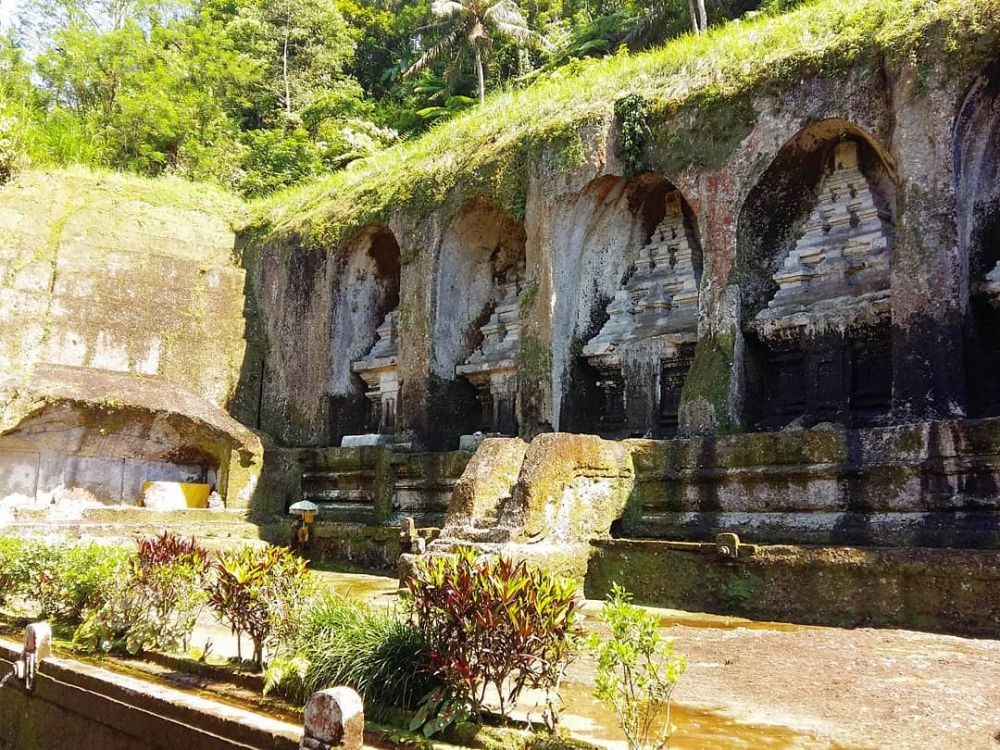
[312,502,379,525]
[444,525,512,544]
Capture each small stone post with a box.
[21,622,52,691]
[24,622,53,660]
[301,687,364,750]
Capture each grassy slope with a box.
[254,0,999,251]
[2,165,247,231]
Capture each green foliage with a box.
[36,542,131,624]
[74,555,209,656]
[265,591,439,715]
[206,545,313,665]
[73,532,212,656]
[406,549,580,727]
[614,92,649,177]
[261,0,1000,252]
[0,537,28,604]
[586,584,686,750]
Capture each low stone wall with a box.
[622,418,1000,549]
[296,446,471,526]
[585,540,1000,636]
[0,638,300,750]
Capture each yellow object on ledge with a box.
[140,481,212,510]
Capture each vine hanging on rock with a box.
[614,93,651,177]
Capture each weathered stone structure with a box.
[2,33,1000,633]
[582,189,701,437]
[0,172,261,519]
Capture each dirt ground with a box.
[306,571,1000,750]
[560,603,1000,750]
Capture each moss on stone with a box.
[585,540,1000,636]
[680,332,738,434]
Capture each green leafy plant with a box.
[36,542,131,624]
[614,93,649,177]
[407,549,580,731]
[74,556,208,656]
[0,537,28,605]
[586,584,686,750]
[265,591,439,715]
[74,533,210,655]
[206,545,313,666]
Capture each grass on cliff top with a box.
[256,0,999,250]
[3,166,246,229]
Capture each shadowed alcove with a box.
[736,119,898,430]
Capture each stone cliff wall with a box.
[0,171,248,405]
[0,171,261,511]
[244,43,1000,457]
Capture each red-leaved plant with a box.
[135,532,208,575]
[406,549,580,732]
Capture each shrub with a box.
[74,533,209,655]
[407,550,580,727]
[586,584,686,750]
[206,545,312,666]
[135,531,208,573]
[266,591,440,714]
[36,542,131,623]
[0,537,27,605]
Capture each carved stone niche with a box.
[968,263,1000,416]
[581,190,700,437]
[753,140,893,336]
[350,309,399,435]
[456,262,524,435]
[748,140,895,429]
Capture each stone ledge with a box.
[0,638,300,750]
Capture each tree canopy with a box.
[0,0,775,196]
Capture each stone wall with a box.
[0,637,300,750]
[245,52,1000,457]
[585,539,1000,636]
[0,172,262,513]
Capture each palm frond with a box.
[401,26,467,79]
[623,3,672,47]
[485,0,528,27]
[431,0,467,18]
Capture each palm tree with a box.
[624,0,707,49]
[402,0,544,104]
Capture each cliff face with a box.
[242,13,1000,450]
[0,169,248,407]
[0,170,261,510]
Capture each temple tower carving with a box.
[582,190,700,437]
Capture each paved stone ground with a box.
[190,570,999,750]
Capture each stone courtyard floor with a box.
[189,570,1000,750]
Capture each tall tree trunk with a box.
[687,0,700,34]
[474,45,485,104]
[696,0,708,31]
[283,20,292,119]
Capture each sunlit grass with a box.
[4,165,246,228]
[255,0,999,248]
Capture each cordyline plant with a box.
[587,584,686,750]
[406,548,580,731]
[75,533,210,656]
[135,531,208,573]
[205,546,312,666]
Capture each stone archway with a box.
[555,173,702,438]
[955,62,1000,417]
[330,225,401,443]
[427,200,527,448]
[735,119,898,430]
